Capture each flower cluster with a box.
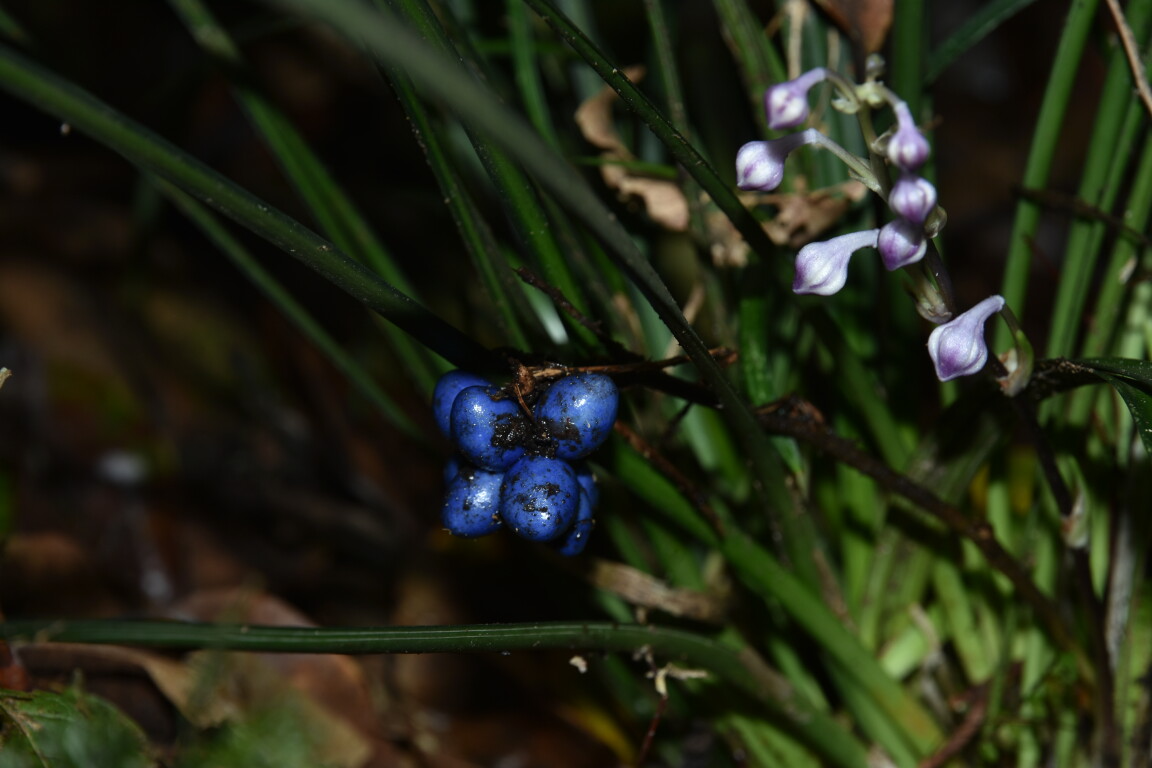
[736,67,1017,384]
[431,370,618,555]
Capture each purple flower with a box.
[886,101,930,171]
[765,68,828,130]
[877,217,927,270]
[927,295,1005,381]
[793,229,880,296]
[889,173,937,225]
[736,130,821,191]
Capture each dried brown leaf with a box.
[811,0,894,54]
[587,560,726,623]
[574,66,690,232]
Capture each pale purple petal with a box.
[889,173,937,225]
[927,295,1006,381]
[793,229,880,296]
[736,131,822,191]
[877,217,927,270]
[886,101,930,171]
[765,68,828,130]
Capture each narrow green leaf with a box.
[996,0,1101,346]
[1076,364,1152,456]
[1075,357,1152,386]
[926,0,1040,83]
[158,180,427,440]
[0,41,494,372]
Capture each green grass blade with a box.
[158,179,426,440]
[710,0,785,132]
[0,41,494,372]
[506,0,561,148]
[995,0,1101,346]
[390,0,596,349]
[383,64,538,350]
[1044,0,1152,360]
[166,0,441,389]
[926,0,1041,83]
[522,0,782,267]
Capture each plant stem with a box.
[1,618,871,767]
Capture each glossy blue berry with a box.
[572,461,599,508]
[441,463,504,537]
[432,370,491,437]
[553,489,595,556]
[450,385,527,471]
[536,373,619,460]
[500,456,579,542]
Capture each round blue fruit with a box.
[500,456,579,542]
[441,463,504,537]
[553,489,596,556]
[571,461,600,509]
[450,385,527,471]
[536,373,619,460]
[432,370,492,437]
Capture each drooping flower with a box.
[736,130,822,191]
[886,101,930,171]
[926,295,1006,381]
[764,68,829,130]
[793,228,880,296]
[877,217,927,270]
[889,172,937,225]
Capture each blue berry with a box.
[450,385,527,471]
[432,370,492,437]
[536,373,619,460]
[553,489,595,556]
[441,463,504,537]
[572,461,600,508]
[500,456,579,542]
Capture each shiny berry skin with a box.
[441,463,504,537]
[499,456,579,542]
[572,461,599,507]
[432,370,491,437]
[553,489,595,556]
[450,385,527,471]
[536,373,619,460]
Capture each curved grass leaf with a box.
[1074,358,1152,454]
[926,0,1040,83]
[0,42,495,374]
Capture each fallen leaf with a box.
[587,559,726,623]
[574,66,690,231]
[811,0,894,54]
[755,180,869,247]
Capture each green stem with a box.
[1,618,871,767]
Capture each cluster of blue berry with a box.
[432,370,619,555]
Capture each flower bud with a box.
[889,173,937,225]
[877,217,927,270]
[736,130,822,192]
[765,68,828,130]
[886,101,930,171]
[793,229,880,296]
[926,295,1005,381]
